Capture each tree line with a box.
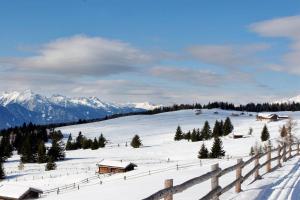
[174,117,234,142]
[0,123,66,178]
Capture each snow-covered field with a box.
[2,109,300,200]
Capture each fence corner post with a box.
[278,145,282,168]
[211,163,220,200]
[297,143,300,156]
[266,145,271,173]
[164,179,173,200]
[235,158,243,193]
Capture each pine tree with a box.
[201,121,212,140]
[212,121,222,138]
[185,131,191,141]
[76,132,84,149]
[91,138,99,150]
[47,139,65,161]
[191,129,198,142]
[210,137,225,158]
[174,126,183,141]
[21,137,35,163]
[45,158,57,171]
[261,124,270,142]
[37,141,47,163]
[66,134,73,150]
[98,134,107,148]
[223,117,234,135]
[198,143,209,159]
[131,135,142,148]
[0,161,5,180]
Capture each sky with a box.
[1,0,300,104]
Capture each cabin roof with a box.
[97,160,136,168]
[0,184,42,199]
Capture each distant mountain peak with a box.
[0,90,159,129]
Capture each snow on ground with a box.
[2,109,300,200]
[230,156,300,200]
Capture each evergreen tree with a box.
[131,135,142,148]
[20,137,35,163]
[91,138,99,150]
[82,139,92,149]
[210,137,225,158]
[37,141,47,163]
[191,129,198,142]
[185,131,191,141]
[0,161,5,180]
[261,124,270,142]
[212,121,222,137]
[174,125,183,141]
[45,158,57,171]
[66,134,73,150]
[47,139,65,161]
[223,117,234,135]
[198,143,209,159]
[201,121,212,140]
[76,132,84,149]
[98,134,107,148]
[0,136,13,160]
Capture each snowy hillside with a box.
[0,90,157,129]
[2,109,300,200]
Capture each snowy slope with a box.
[2,109,300,200]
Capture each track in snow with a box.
[255,159,300,200]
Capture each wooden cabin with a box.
[0,185,42,200]
[257,113,289,121]
[96,160,137,174]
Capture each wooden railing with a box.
[143,142,300,200]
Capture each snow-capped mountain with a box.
[0,90,158,129]
[275,95,300,104]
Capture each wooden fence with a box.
[143,142,300,200]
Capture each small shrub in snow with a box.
[45,159,57,171]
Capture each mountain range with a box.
[0,90,158,129]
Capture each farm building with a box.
[0,185,42,200]
[96,160,137,174]
[256,113,289,121]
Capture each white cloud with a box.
[0,35,153,76]
[250,15,300,75]
[150,66,224,86]
[187,44,269,68]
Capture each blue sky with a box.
[1,0,300,104]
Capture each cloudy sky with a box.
[1,0,300,104]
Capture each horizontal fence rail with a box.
[143,142,300,200]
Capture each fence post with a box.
[254,151,260,180]
[235,158,242,193]
[266,145,271,173]
[283,144,286,162]
[164,179,173,200]
[289,142,292,159]
[298,143,300,156]
[211,163,220,200]
[278,145,282,168]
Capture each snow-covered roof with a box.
[0,184,42,199]
[257,113,278,119]
[97,160,136,168]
